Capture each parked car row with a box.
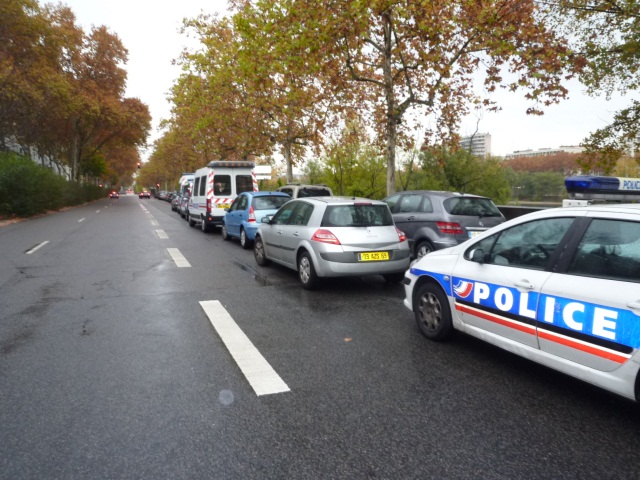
[165,180,508,291]
[155,174,640,402]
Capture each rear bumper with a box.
[316,250,411,277]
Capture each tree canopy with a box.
[547,0,640,173]
[0,0,151,183]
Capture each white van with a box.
[177,173,194,218]
[188,161,257,232]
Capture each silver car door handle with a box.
[277,230,283,235]
[407,216,415,220]
[627,302,640,310]
[514,280,534,290]
[293,232,299,237]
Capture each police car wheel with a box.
[414,283,453,341]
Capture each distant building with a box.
[504,145,584,160]
[460,133,491,158]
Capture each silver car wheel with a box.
[299,256,311,283]
[254,236,269,266]
[298,251,318,289]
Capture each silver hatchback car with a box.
[253,197,411,289]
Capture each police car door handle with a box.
[514,280,534,290]
[627,302,640,310]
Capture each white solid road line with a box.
[166,248,191,267]
[200,300,290,396]
[26,241,49,255]
[156,229,169,239]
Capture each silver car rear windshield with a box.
[322,204,394,227]
[444,197,502,217]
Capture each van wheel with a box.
[240,229,251,249]
[221,225,230,241]
[415,240,434,259]
[298,251,319,290]
[201,216,212,233]
[254,235,269,266]
[414,283,453,341]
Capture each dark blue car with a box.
[222,191,291,248]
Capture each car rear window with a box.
[252,196,290,210]
[298,188,331,197]
[444,197,502,217]
[322,204,393,227]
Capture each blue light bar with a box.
[565,175,640,200]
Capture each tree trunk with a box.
[284,141,294,183]
[382,10,396,196]
[71,119,80,182]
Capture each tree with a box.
[548,1,640,173]
[230,2,336,183]
[420,148,511,204]
[173,15,273,164]
[0,1,150,183]
[263,0,580,196]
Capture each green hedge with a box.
[0,152,104,217]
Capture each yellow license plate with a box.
[358,251,389,262]
[217,204,230,209]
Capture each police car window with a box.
[194,177,200,196]
[199,175,206,196]
[567,219,640,282]
[468,218,573,270]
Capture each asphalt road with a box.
[1,195,640,480]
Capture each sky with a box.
[60,0,633,161]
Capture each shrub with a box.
[0,152,102,217]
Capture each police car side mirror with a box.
[471,248,484,264]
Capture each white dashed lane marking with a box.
[200,300,290,396]
[156,230,168,239]
[78,218,85,223]
[167,248,191,267]
[25,241,49,255]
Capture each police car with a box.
[403,199,640,401]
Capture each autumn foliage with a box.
[0,0,151,184]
